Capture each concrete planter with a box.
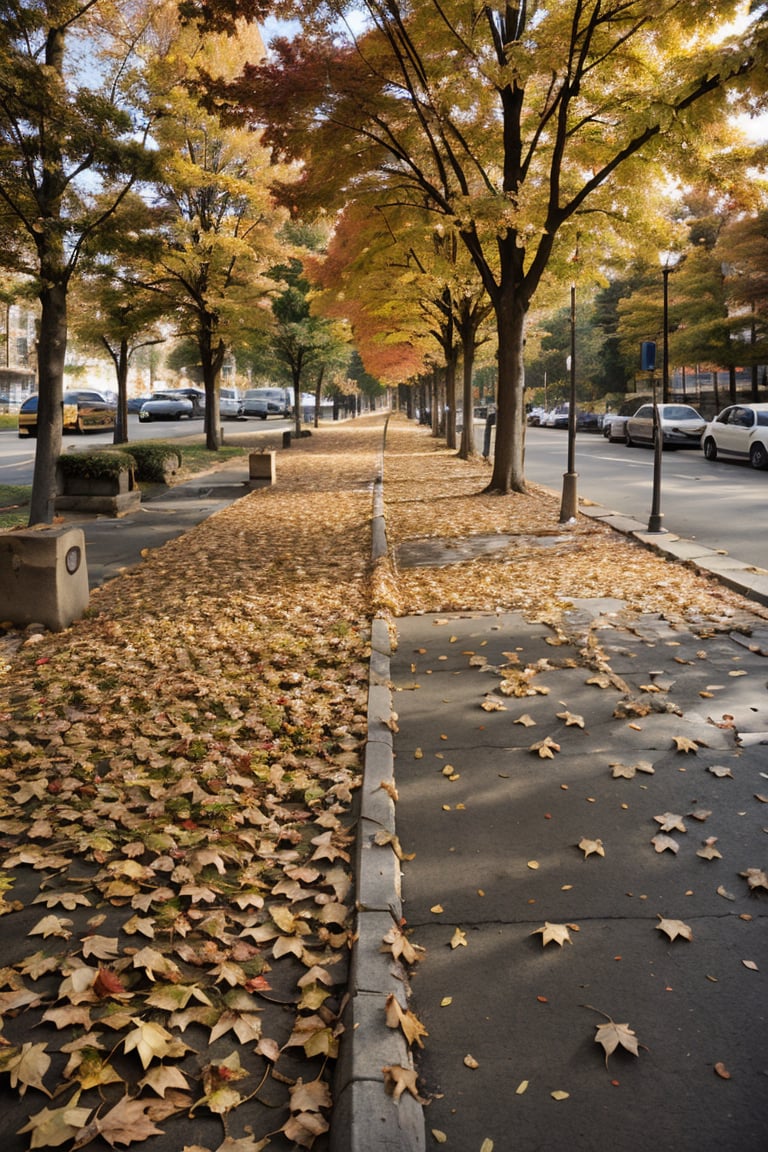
[249,451,276,487]
[55,461,141,516]
[0,526,89,631]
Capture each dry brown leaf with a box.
[740,868,768,892]
[697,838,722,861]
[578,837,605,859]
[530,736,561,758]
[610,760,654,779]
[672,736,700,753]
[384,994,429,1048]
[556,710,585,728]
[656,916,693,942]
[531,922,573,947]
[651,834,679,854]
[382,1065,424,1103]
[654,812,687,833]
[450,927,467,949]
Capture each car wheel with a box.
[260,413,268,420]
[624,428,633,447]
[75,418,84,434]
[749,442,768,470]
[603,424,611,439]
[703,437,718,461]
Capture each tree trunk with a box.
[199,325,225,450]
[444,350,458,450]
[113,338,130,445]
[29,282,67,525]
[314,364,324,427]
[487,288,527,493]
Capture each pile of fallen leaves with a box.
[1,412,764,1152]
[0,422,382,1151]
[379,419,765,629]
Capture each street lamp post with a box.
[646,255,677,533]
[559,284,578,522]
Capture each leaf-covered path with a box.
[1,414,766,1151]
[0,420,383,1152]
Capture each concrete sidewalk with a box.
[390,605,768,1151]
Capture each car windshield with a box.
[664,406,701,419]
[756,412,768,426]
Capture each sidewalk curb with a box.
[331,435,425,1152]
[579,502,768,607]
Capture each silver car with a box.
[139,392,195,421]
[624,403,706,448]
[701,403,768,470]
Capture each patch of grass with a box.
[0,485,31,530]
[0,414,18,432]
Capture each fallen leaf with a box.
[654,812,687,833]
[531,922,573,947]
[656,916,693,942]
[696,838,722,861]
[432,1130,448,1144]
[740,868,768,892]
[672,736,700,753]
[708,765,733,779]
[464,1053,479,1069]
[516,1080,529,1094]
[384,994,429,1048]
[514,713,537,726]
[578,837,605,859]
[714,1062,731,1079]
[742,960,759,971]
[382,1065,425,1102]
[610,760,654,779]
[550,1090,570,1100]
[651,834,680,854]
[557,710,584,728]
[589,1012,644,1067]
[530,736,561,758]
[450,927,467,949]
[717,885,736,901]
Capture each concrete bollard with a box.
[0,526,90,631]
[248,451,276,488]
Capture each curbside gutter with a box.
[331,430,425,1152]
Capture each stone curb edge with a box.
[330,431,425,1151]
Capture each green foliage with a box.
[57,451,136,481]
[120,443,182,483]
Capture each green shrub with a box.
[121,442,182,483]
[57,451,136,480]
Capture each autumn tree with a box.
[139,6,287,450]
[72,194,167,443]
[0,0,156,524]
[214,0,766,494]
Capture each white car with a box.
[220,387,244,419]
[701,403,768,470]
[624,403,706,448]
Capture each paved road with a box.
[0,415,291,486]
[522,428,768,572]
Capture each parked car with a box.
[18,390,116,437]
[624,402,706,448]
[127,394,154,413]
[701,403,768,470]
[139,392,195,421]
[220,387,245,419]
[244,387,292,419]
[603,400,642,442]
[546,406,570,428]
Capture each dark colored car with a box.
[18,390,117,438]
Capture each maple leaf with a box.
[384,993,429,1048]
[450,927,467,948]
[530,736,561,758]
[585,1006,645,1067]
[654,812,687,833]
[381,923,426,966]
[556,709,584,728]
[696,838,722,860]
[514,713,536,726]
[610,760,654,778]
[578,837,605,859]
[656,915,693,941]
[531,922,573,947]
[382,1064,425,1103]
[651,833,680,854]
[16,1091,92,1148]
[76,1094,165,1147]
[6,1042,51,1097]
[740,868,768,892]
[672,736,700,753]
[480,696,507,712]
[122,1019,176,1070]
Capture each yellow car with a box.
[18,390,117,437]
